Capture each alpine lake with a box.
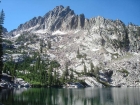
[0,87,140,105]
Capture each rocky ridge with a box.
[6,5,140,87]
[9,5,140,53]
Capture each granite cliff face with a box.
[9,5,140,53]
[7,6,140,87]
[10,5,86,33]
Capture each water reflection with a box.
[0,87,140,105]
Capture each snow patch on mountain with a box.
[52,30,66,35]
[34,29,47,34]
[74,30,80,33]
[14,34,21,38]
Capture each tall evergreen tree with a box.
[40,39,43,53]
[35,54,40,70]
[53,69,57,85]
[76,47,81,58]
[94,66,100,78]
[70,70,74,81]
[48,64,53,86]
[83,63,87,75]
[90,61,94,73]
[123,25,129,51]
[3,63,6,73]
[77,47,80,55]
[0,9,4,25]
[61,72,65,84]
[0,6,5,81]
[64,62,69,80]
[47,40,51,49]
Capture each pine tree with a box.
[84,63,87,75]
[39,61,43,84]
[90,61,94,73]
[47,40,51,49]
[48,64,53,86]
[77,47,80,55]
[76,47,80,58]
[13,63,17,77]
[31,65,35,80]
[94,66,100,78]
[0,9,4,25]
[40,39,43,53]
[3,64,6,73]
[123,25,129,51]
[0,9,4,81]
[53,69,57,85]
[61,73,65,84]
[70,71,74,81]
[35,54,40,70]
[64,62,69,80]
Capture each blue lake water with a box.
[0,87,140,105]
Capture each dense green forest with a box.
[3,52,80,87]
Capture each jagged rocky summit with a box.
[10,5,125,32]
[9,5,140,52]
[7,5,140,87]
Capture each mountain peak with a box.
[9,5,139,37]
[50,5,75,17]
[52,5,64,13]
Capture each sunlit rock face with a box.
[7,5,140,87]
[9,5,140,52]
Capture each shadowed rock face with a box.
[104,70,113,78]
